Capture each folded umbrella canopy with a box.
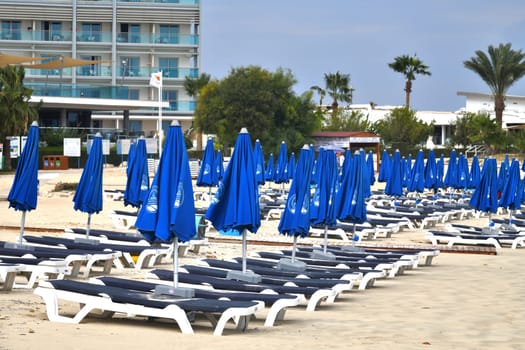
[499,158,522,216]
[7,121,39,246]
[264,153,275,182]
[214,149,224,183]
[73,133,104,239]
[135,121,196,295]
[378,149,391,182]
[385,150,403,197]
[278,145,313,266]
[196,137,217,188]
[468,154,480,189]
[336,150,368,247]
[424,149,438,192]
[274,141,289,185]
[444,149,458,190]
[469,158,498,229]
[253,139,265,186]
[407,149,425,194]
[206,128,261,281]
[287,152,296,181]
[310,149,338,254]
[124,137,149,208]
[366,150,376,187]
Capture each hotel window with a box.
[163,90,178,110]
[2,20,21,40]
[118,23,140,43]
[121,57,140,77]
[159,57,178,78]
[129,121,142,135]
[81,23,101,41]
[159,24,179,44]
[42,21,62,41]
[80,55,101,76]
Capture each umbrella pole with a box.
[352,223,356,248]
[86,213,91,239]
[18,211,26,245]
[173,240,179,288]
[242,229,247,273]
[291,235,298,263]
[323,225,328,254]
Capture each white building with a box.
[338,91,525,149]
[457,91,525,129]
[0,0,200,143]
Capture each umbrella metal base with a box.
[341,245,365,252]
[74,237,100,245]
[277,258,307,273]
[226,270,262,283]
[4,242,35,250]
[153,285,195,299]
[310,249,337,261]
[481,227,499,235]
[500,223,519,232]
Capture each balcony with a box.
[117,0,199,4]
[26,82,196,111]
[0,29,199,46]
[117,32,199,45]
[1,30,73,42]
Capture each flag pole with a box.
[158,70,163,158]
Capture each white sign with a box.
[348,137,381,143]
[102,139,110,155]
[145,138,158,154]
[9,136,20,158]
[117,139,131,155]
[63,138,81,157]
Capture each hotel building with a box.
[0,0,200,146]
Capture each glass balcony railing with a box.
[120,66,199,79]
[25,66,197,79]
[0,30,73,41]
[27,82,128,99]
[25,68,73,77]
[117,32,199,45]
[26,82,196,111]
[0,30,199,45]
[117,0,199,4]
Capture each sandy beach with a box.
[1,166,524,350]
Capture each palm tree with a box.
[464,43,525,127]
[0,65,39,170]
[183,72,211,98]
[323,72,353,123]
[183,73,211,150]
[309,85,326,105]
[388,54,431,108]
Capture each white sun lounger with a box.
[34,279,264,336]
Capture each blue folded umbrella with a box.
[253,139,265,186]
[8,121,40,245]
[274,141,289,184]
[385,150,403,197]
[73,134,103,215]
[279,145,313,238]
[8,121,39,212]
[124,137,149,208]
[196,137,217,187]
[135,121,196,243]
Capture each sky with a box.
[200,0,525,112]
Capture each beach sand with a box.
[0,166,524,349]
